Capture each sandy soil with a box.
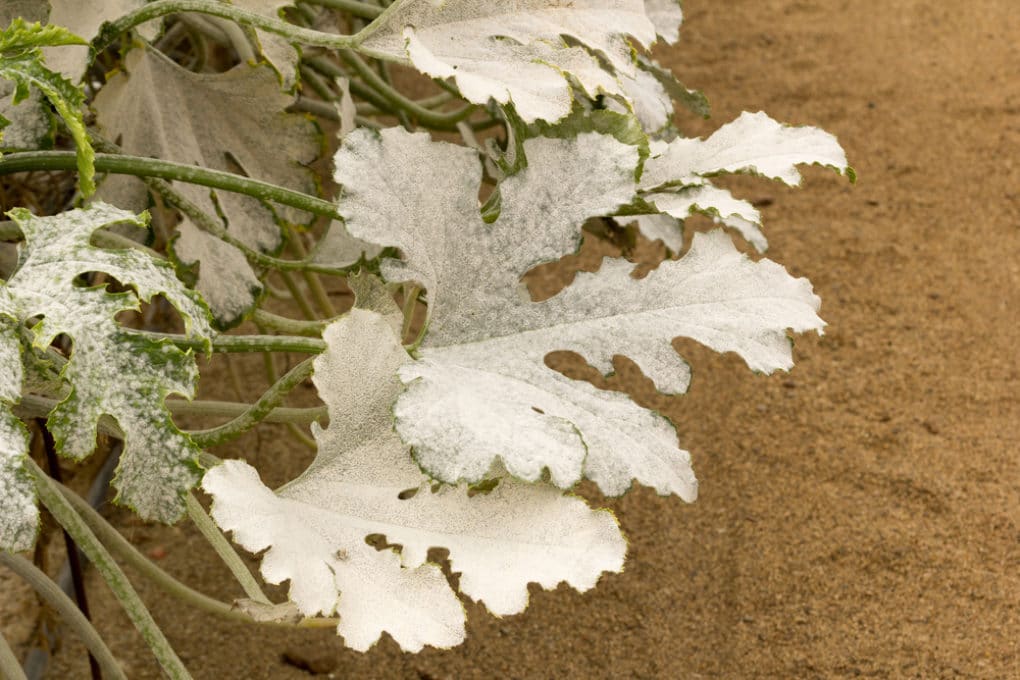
[2,0,1018,677]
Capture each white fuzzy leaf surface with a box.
[335,128,826,499]
[643,0,683,44]
[360,0,656,123]
[43,0,157,81]
[0,204,212,523]
[204,309,625,651]
[93,45,318,326]
[642,110,850,189]
[639,111,851,251]
[0,317,35,552]
[0,1,50,151]
[232,0,301,87]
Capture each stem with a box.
[333,53,479,129]
[253,309,329,336]
[185,494,270,604]
[302,0,384,19]
[130,330,327,354]
[28,459,192,680]
[287,228,337,318]
[278,270,318,320]
[37,424,101,680]
[0,152,340,221]
[0,629,27,680]
[189,357,316,447]
[15,394,327,429]
[0,553,128,680]
[95,0,365,54]
[55,473,339,630]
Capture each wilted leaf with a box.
[43,0,157,81]
[0,317,35,552]
[1,204,212,523]
[93,44,319,327]
[204,309,625,652]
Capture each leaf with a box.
[1,204,212,523]
[641,110,852,189]
[0,316,36,552]
[94,44,319,327]
[643,0,684,44]
[0,19,94,194]
[230,0,302,88]
[203,309,625,652]
[360,0,657,123]
[628,213,683,252]
[636,111,851,251]
[335,127,826,498]
[43,0,158,82]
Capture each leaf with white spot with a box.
[93,44,318,327]
[335,127,831,499]
[204,308,625,651]
[1,204,212,524]
[360,0,656,123]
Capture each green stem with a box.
[278,270,318,320]
[29,458,192,679]
[189,357,316,447]
[15,394,327,429]
[130,330,326,354]
[288,228,338,318]
[253,309,329,336]
[0,552,128,680]
[302,0,384,19]
[0,152,341,220]
[0,628,26,680]
[334,53,479,129]
[185,494,270,604]
[53,481,340,628]
[94,0,367,54]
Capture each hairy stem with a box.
[302,0,384,19]
[28,459,192,680]
[130,330,327,354]
[190,357,317,447]
[185,494,270,604]
[252,309,330,336]
[0,152,340,221]
[0,553,128,680]
[0,628,27,680]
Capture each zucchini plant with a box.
[0,1,851,676]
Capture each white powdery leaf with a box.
[616,67,672,133]
[232,0,301,88]
[311,220,383,269]
[642,110,851,189]
[647,184,767,251]
[643,0,683,44]
[94,44,318,326]
[172,222,263,324]
[336,127,824,498]
[204,309,624,650]
[0,317,35,552]
[629,214,683,252]
[360,0,656,123]
[43,0,158,81]
[2,204,212,523]
[0,82,49,150]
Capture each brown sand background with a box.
[1,0,1018,677]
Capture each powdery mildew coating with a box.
[0,204,212,527]
[205,309,625,652]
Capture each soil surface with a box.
[2,0,1018,678]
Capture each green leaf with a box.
[1,204,213,524]
[0,19,94,195]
